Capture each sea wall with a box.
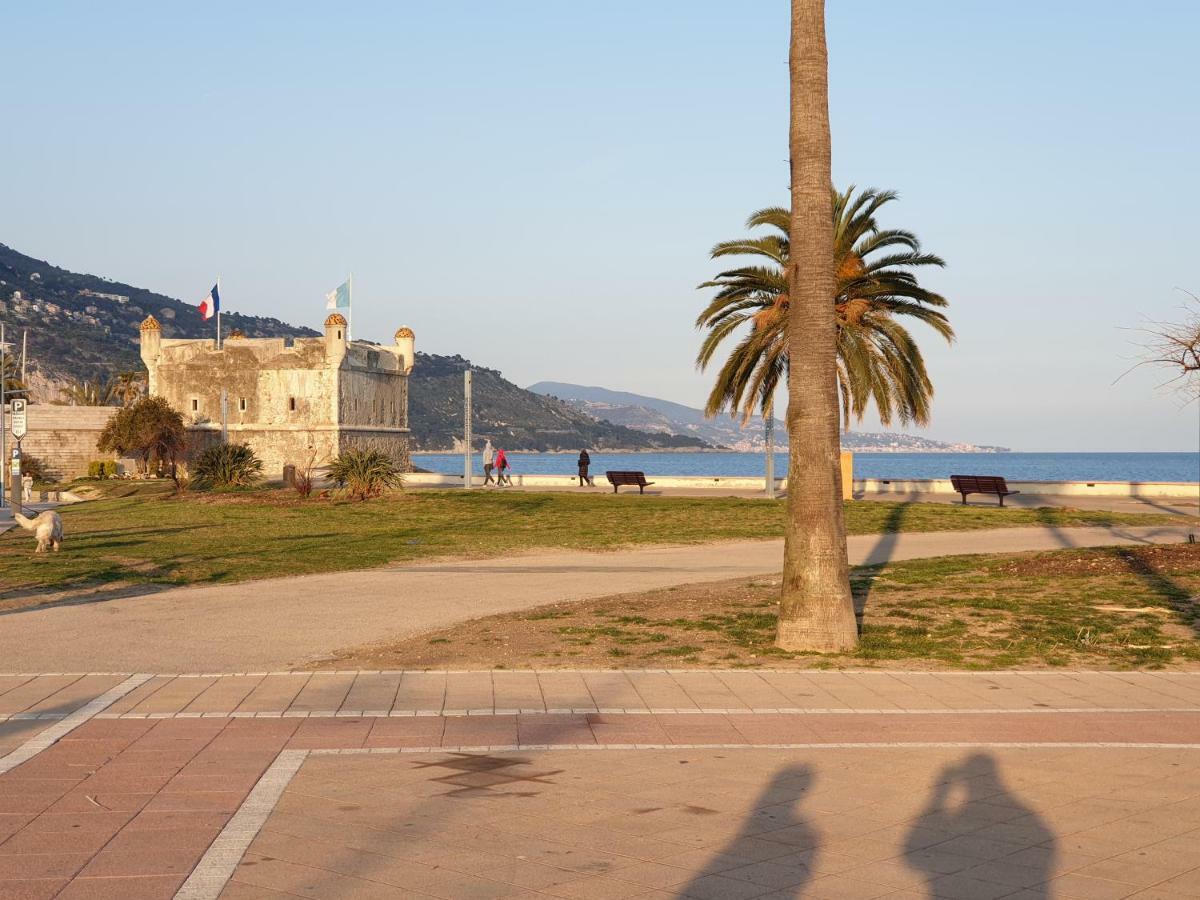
[404,472,1200,499]
[858,478,1198,499]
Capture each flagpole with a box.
[348,273,353,342]
[216,276,222,349]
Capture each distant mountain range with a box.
[527,382,1009,453]
[409,356,708,452]
[0,242,706,452]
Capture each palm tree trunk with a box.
[776,0,858,652]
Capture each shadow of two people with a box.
[677,753,1055,899]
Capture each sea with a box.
[413,451,1200,483]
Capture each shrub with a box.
[191,443,264,490]
[20,455,49,483]
[327,448,403,500]
[97,396,186,475]
[87,460,115,479]
[292,451,320,499]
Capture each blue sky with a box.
[3,2,1197,450]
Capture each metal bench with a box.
[950,475,1020,506]
[606,470,655,494]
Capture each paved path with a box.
[0,524,1192,672]
[6,671,1200,721]
[1,671,1199,899]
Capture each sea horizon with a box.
[415,450,1200,483]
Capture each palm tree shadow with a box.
[675,763,819,899]
[1031,507,1200,639]
[905,753,1056,898]
[851,502,913,623]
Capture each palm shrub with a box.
[191,442,264,490]
[327,448,403,500]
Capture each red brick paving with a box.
[0,711,1198,897]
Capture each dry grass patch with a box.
[322,543,1200,671]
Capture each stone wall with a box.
[1,404,117,480]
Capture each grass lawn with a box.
[322,543,1200,671]
[0,481,1188,604]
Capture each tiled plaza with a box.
[1,672,1198,898]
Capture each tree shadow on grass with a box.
[851,502,914,625]
[1033,506,1200,640]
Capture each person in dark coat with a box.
[577,449,593,486]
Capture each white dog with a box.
[12,510,63,553]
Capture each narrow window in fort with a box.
[288,397,296,412]
[238,398,247,412]
[191,398,198,412]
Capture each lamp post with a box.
[463,369,473,490]
[0,323,7,509]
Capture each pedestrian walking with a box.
[495,448,512,486]
[482,439,496,485]
[577,449,593,487]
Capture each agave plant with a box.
[327,448,403,500]
[191,442,264,490]
[697,186,953,428]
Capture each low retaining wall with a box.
[859,478,1199,499]
[406,472,1200,499]
[1,404,118,481]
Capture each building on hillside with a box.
[139,313,416,476]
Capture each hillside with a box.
[528,381,1009,453]
[0,243,708,451]
[0,243,317,386]
[410,355,709,451]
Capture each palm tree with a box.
[59,378,116,406]
[0,355,24,397]
[776,0,858,653]
[697,189,952,428]
[112,371,147,408]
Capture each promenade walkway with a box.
[0,524,1191,672]
[1,671,1199,899]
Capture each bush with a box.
[327,448,403,500]
[20,455,49,483]
[192,443,264,490]
[86,460,120,479]
[97,396,186,475]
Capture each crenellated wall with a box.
[139,315,414,477]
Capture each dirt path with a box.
[0,524,1190,672]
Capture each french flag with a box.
[198,284,220,321]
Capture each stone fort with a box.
[139,313,415,476]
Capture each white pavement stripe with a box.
[84,706,1200,719]
[0,673,153,775]
[311,742,1200,753]
[175,749,309,900]
[5,669,1200,675]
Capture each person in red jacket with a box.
[495,448,513,487]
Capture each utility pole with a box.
[0,322,7,509]
[463,369,473,490]
[764,409,775,499]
